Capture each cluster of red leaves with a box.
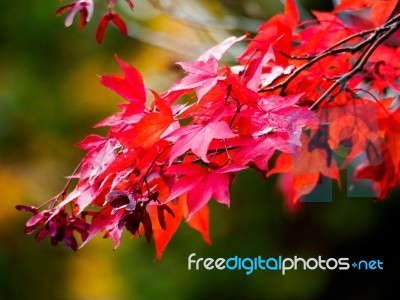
[56,0,133,43]
[17,0,400,258]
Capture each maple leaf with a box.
[185,204,211,244]
[148,200,183,260]
[268,134,341,204]
[167,120,237,163]
[355,146,399,199]
[167,35,245,100]
[377,100,400,172]
[370,0,398,26]
[321,100,381,167]
[106,91,175,150]
[168,56,219,101]
[238,0,298,66]
[334,0,374,12]
[114,111,174,149]
[232,134,293,171]
[242,45,275,92]
[232,93,315,170]
[335,0,398,26]
[100,56,146,107]
[224,70,260,105]
[148,194,211,260]
[197,35,246,62]
[285,0,300,28]
[367,46,400,95]
[167,164,246,217]
[81,206,125,249]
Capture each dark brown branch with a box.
[278,28,377,61]
[309,22,400,110]
[258,11,400,112]
[259,27,389,95]
[259,29,385,96]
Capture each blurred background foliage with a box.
[0,0,399,299]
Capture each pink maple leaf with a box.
[197,35,247,62]
[167,120,237,163]
[168,56,219,101]
[168,35,246,100]
[80,206,125,249]
[243,44,275,92]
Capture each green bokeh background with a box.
[1,1,398,299]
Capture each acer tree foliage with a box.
[17,0,400,259]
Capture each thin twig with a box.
[260,28,388,95]
[259,13,400,97]
[309,23,400,110]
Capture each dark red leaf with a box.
[15,205,38,213]
[35,227,48,242]
[125,0,135,10]
[47,219,59,237]
[64,229,78,251]
[106,190,130,208]
[157,204,175,230]
[26,212,48,228]
[96,13,111,44]
[78,9,88,29]
[96,12,128,43]
[111,13,128,36]
[55,3,74,16]
[141,211,153,243]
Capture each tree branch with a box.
[259,12,400,111]
[309,21,400,110]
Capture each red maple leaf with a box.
[268,134,341,204]
[114,111,174,149]
[148,200,182,260]
[377,99,400,172]
[355,146,399,199]
[167,163,245,217]
[334,0,374,12]
[238,0,298,66]
[81,205,125,249]
[322,100,381,167]
[100,55,146,107]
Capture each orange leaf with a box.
[371,0,398,26]
[334,0,374,12]
[277,172,321,208]
[116,112,173,148]
[356,146,398,199]
[186,205,211,245]
[149,198,184,260]
[378,103,400,172]
[268,134,340,204]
